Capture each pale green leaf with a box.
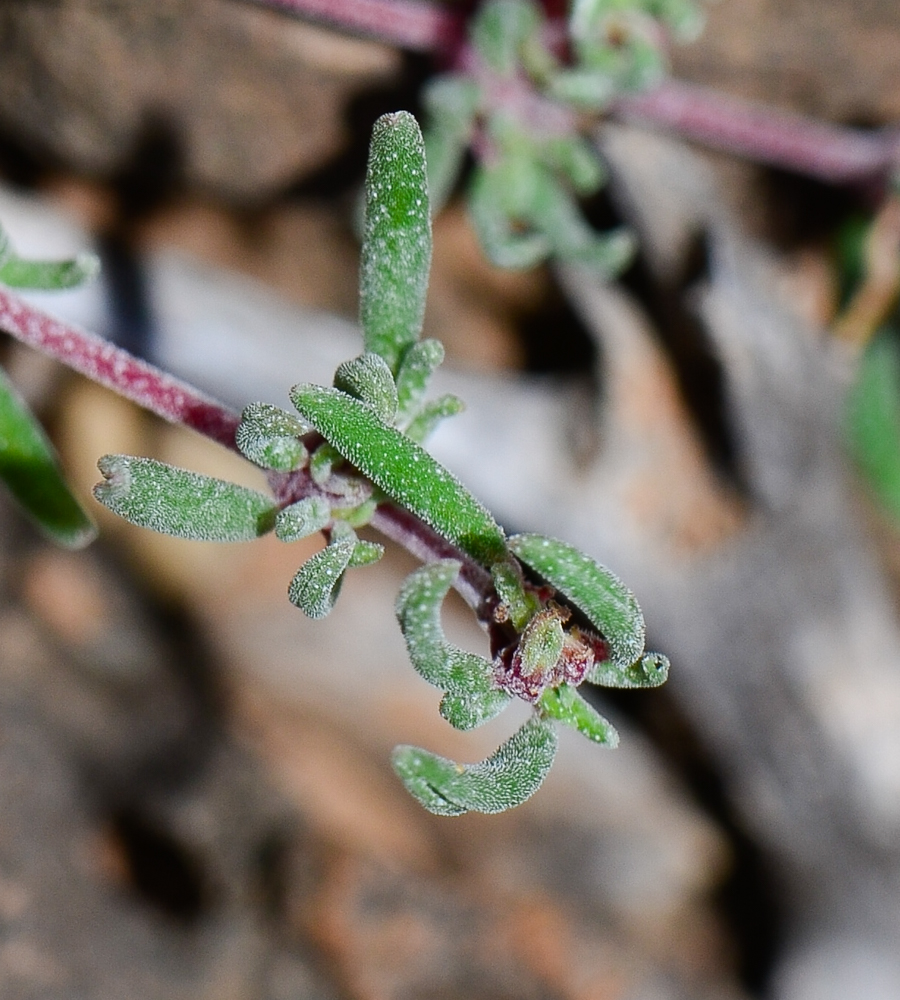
[93,455,276,541]
[469,167,549,270]
[395,560,497,694]
[333,353,399,424]
[275,496,331,542]
[0,366,96,548]
[287,537,355,618]
[0,249,99,290]
[291,384,507,565]
[509,534,645,668]
[423,76,480,214]
[490,558,538,630]
[471,0,540,76]
[539,683,619,746]
[236,402,308,471]
[348,538,384,567]
[439,688,511,731]
[395,339,445,425]
[309,442,340,486]
[360,111,432,371]
[404,394,465,444]
[391,715,558,815]
[588,650,670,688]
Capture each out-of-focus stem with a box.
[610,79,900,186]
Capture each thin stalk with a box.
[245,0,462,51]
[611,80,900,185]
[0,287,240,447]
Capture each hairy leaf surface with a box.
[94,456,276,541]
[392,715,558,815]
[509,533,644,667]
[291,385,507,564]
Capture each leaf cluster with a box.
[423,0,702,270]
[73,112,667,815]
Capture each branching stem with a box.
[0,286,497,612]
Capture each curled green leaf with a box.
[588,650,670,688]
[508,533,645,668]
[236,402,309,471]
[396,560,497,694]
[275,496,331,542]
[360,111,432,371]
[288,537,356,618]
[348,538,384,567]
[539,684,619,746]
[291,384,507,565]
[333,353,399,424]
[0,366,96,548]
[392,715,559,815]
[469,166,550,270]
[471,0,541,76]
[93,455,276,541]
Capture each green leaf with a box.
[404,393,465,444]
[846,328,900,522]
[471,0,541,76]
[508,534,645,668]
[275,496,331,542]
[391,715,559,815]
[291,384,507,565]
[0,247,99,290]
[588,650,670,688]
[333,353,399,424]
[539,684,619,746]
[469,167,550,270]
[93,455,277,541]
[360,111,432,372]
[348,538,384,567]
[526,170,634,273]
[395,339,445,425]
[396,560,497,694]
[236,402,308,471]
[287,536,356,618]
[541,135,607,195]
[0,366,96,548]
[309,442,340,485]
[547,68,617,110]
[439,688,511,731]
[491,558,538,630]
[423,76,480,214]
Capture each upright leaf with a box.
[94,455,277,541]
[392,715,558,815]
[395,339,445,424]
[360,111,432,372]
[333,353,399,423]
[0,366,96,548]
[509,534,645,668]
[291,384,508,565]
[236,402,308,471]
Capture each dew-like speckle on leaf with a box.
[236,402,308,471]
[360,112,432,372]
[288,537,356,618]
[93,455,276,542]
[291,384,507,565]
[275,496,331,542]
[333,353,399,424]
[392,715,558,815]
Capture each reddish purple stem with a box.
[0,287,240,449]
[611,80,900,185]
[246,0,462,51]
